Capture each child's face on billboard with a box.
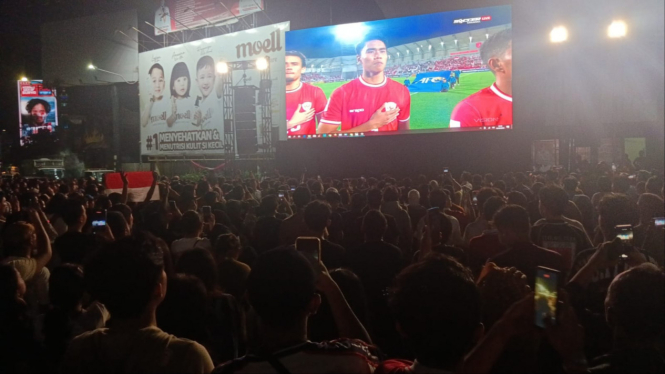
[174,76,188,97]
[151,68,165,98]
[196,65,215,97]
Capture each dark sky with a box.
[0,0,387,132]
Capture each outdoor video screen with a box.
[284,5,512,139]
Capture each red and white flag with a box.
[105,171,160,202]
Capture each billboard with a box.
[154,0,265,35]
[284,5,512,139]
[139,22,288,156]
[18,80,58,147]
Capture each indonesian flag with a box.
[105,171,160,202]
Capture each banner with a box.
[105,171,161,202]
[18,80,58,147]
[408,71,454,93]
[154,0,264,35]
[139,22,288,156]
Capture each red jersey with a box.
[449,83,512,128]
[321,76,411,132]
[286,82,327,135]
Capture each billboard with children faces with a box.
[139,22,289,156]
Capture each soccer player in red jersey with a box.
[285,51,327,136]
[319,35,411,133]
[449,29,512,129]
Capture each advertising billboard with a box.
[18,80,58,147]
[154,0,265,35]
[284,5,512,139]
[139,22,288,156]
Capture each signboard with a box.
[18,80,58,147]
[139,22,288,156]
[154,0,265,35]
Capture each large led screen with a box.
[284,5,512,138]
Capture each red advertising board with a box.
[18,80,58,146]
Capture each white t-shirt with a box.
[169,96,196,131]
[148,98,169,127]
[170,237,211,258]
[198,95,221,129]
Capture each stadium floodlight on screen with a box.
[284,5,512,139]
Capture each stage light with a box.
[20,77,28,81]
[550,26,568,43]
[440,41,444,46]
[216,61,228,74]
[428,44,432,50]
[416,47,419,52]
[256,57,268,70]
[454,39,458,45]
[88,64,96,70]
[333,22,369,44]
[486,33,489,39]
[469,36,473,42]
[608,20,627,38]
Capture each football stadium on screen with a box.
[285,5,512,139]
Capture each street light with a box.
[87,63,137,84]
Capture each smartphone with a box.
[296,237,321,264]
[169,200,177,211]
[654,217,665,228]
[443,167,450,174]
[278,191,285,199]
[534,266,560,328]
[90,210,107,232]
[615,224,633,244]
[290,186,296,192]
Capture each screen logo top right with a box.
[285,5,512,138]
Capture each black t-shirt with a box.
[407,205,427,233]
[489,242,564,286]
[54,232,102,264]
[570,246,657,313]
[345,241,403,300]
[252,216,283,254]
[531,220,593,272]
[321,239,345,270]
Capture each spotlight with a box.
[88,64,96,70]
[256,57,268,71]
[20,77,28,82]
[333,22,369,44]
[216,61,228,74]
[550,26,568,43]
[608,20,627,38]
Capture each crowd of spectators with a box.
[0,163,663,373]
[385,55,485,78]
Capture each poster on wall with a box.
[18,80,58,147]
[154,0,265,35]
[139,22,288,156]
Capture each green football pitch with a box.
[311,71,496,130]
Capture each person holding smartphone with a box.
[569,195,657,314]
